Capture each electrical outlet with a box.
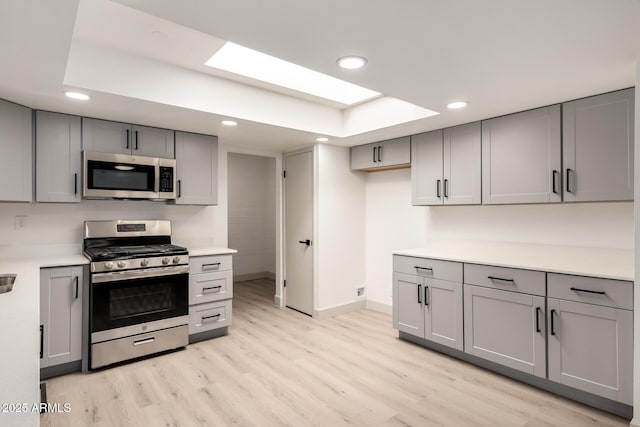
[357,287,365,297]
[14,215,27,230]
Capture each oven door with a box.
[90,267,188,336]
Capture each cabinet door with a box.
[0,99,32,201]
[482,105,561,204]
[131,125,175,158]
[464,285,545,377]
[563,88,634,202]
[392,272,424,337]
[35,111,81,203]
[82,118,132,155]
[350,143,377,170]
[424,278,463,351]
[411,130,443,205]
[378,136,410,168]
[444,122,481,205]
[173,131,218,205]
[40,266,83,368]
[548,298,632,405]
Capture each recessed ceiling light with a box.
[64,91,90,101]
[447,101,468,109]
[205,42,379,106]
[221,120,238,126]
[337,56,367,70]
[316,137,329,142]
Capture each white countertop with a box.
[394,240,634,281]
[185,246,238,257]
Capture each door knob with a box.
[298,239,311,246]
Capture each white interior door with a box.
[284,151,314,315]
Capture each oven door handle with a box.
[91,265,189,283]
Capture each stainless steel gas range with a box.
[83,220,189,369]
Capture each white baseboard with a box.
[273,294,283,308]
[630,418,640,427]
[234,271,276,282]
[365,300,392,315]
[313,300,366,320]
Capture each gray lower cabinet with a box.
[35,111,82,203]
[412,123,481,205]
[40,266,84,370]
[188,254,233,340]
[0,99,32,202]
[173,131,218,205]
[82,117,175,158]
[351,137,410,171]
[547,273,633,405]
[482,105,562,204]
[562,88,634,202]
[393,256,463,351]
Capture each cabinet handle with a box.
[378,145,382,162]
[74,173,78,195]
[74,276,79,299]
[570,287,606,295]
[203,285,222,293]
[39,325,44,359]
[417,284,422,304]
[566,168,573,193]
[424,286,429,306]
[126,129,130,149]
[444,179,449,198]
[552,170,559,194]
[202,313,221,323]
[535,307,541,333]
[488,276,515,284]
[134,130,139,150]
[202,262,221,270]
[414,266,433,271]
[373,146,377,163]
[550,309,557,336]
[436,179,441,198]
[133,337,155,346]
[177,180,182,198]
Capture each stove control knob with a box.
[104,262,114,270]
[117,261,126,268]
[140,259,149,267]
[162,257,170,265]
[172,256,181,264]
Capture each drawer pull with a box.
[202,262,221,270]
[488,276,515,284]
[203,285,222,293]
[134,337,155,346]
[414,266,433,271]
[202,313,221,323]
[570,287,606,295]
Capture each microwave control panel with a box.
[159,167,174,193]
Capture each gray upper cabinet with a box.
[40,266,84,369]
[0,99,32,202]
[82,118,175,158]
[173,131,218,205]
[35,111,81,203]
[351,137,410,171]
[562,88,634,202]
[412,123,481,205]
[482,105,561,204]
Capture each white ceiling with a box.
[1,0,639,152]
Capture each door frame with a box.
[283,147,315,313]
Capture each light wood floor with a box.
[41,278,629,426]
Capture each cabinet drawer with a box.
[189,270,233,305]
[393,256,462,282]
[464,264,545,296]
[189,300,232,335]
[190,255,232,274]
[548,273,633,310]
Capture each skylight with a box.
[205,42,381,106]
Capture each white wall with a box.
[228,153,276,278]
[365,168,634,308]
[315,144,366,312]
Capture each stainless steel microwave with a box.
[83,151,176,200]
